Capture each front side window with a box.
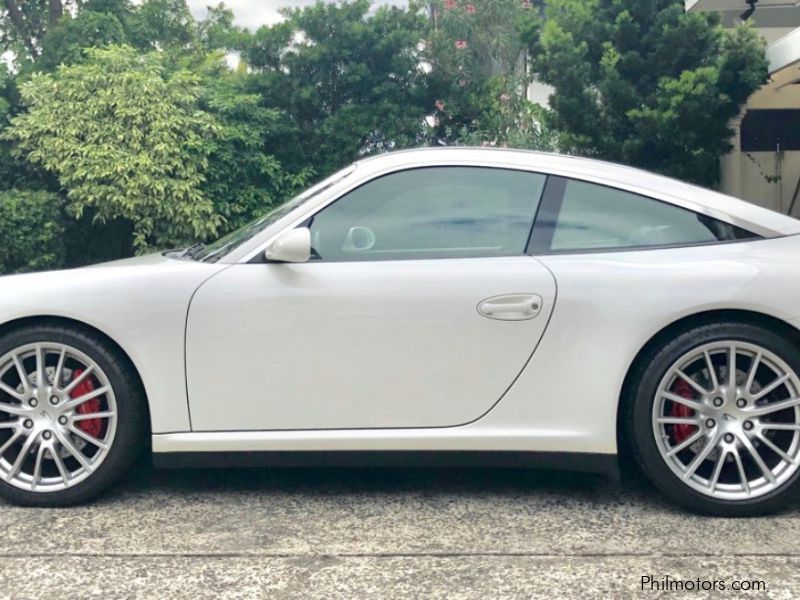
[308,167,546,261]
[547,179,757,252]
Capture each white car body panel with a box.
[157,235,800,456]
[479,235,800,454]
[0,254,224,433]
[186,257,556,430]
[2,148,800,462]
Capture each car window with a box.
[548,179,758,251]
[308,167,546,261]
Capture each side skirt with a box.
[153,450,620,481]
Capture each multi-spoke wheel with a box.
[628,322,800,516]
[0,323,146,506]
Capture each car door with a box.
[186,166,558,431]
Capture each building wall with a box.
[762,27,797,45]
[722,75,800,215]
[685,0,800,214]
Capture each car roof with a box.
[355,147,800,238]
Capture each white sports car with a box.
[2,147,800,515]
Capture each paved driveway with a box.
[0,460,798,599]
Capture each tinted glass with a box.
[309,167,546,261]
[549,180,757,251]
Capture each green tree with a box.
[6,44,306,252]
[0,190,66,273]
[197,56,311,230]
[241,0,430,175]
[0,62,52,191]
[0,0,75,62]
[36,4,129,72]
[422,0,547,145]
[2,0,238,72]
[526,0,769,186]
[6,45,223,251]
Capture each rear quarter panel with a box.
[476,235,800,454]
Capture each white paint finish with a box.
[264,227,311,263]
[2,148,800,455]
[475,235,800,454]
[0,254,225,433]
[159,235,800,456]
[152,426,583,453]
[186,257,556,430]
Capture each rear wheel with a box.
[628,322,800,516]
[0,323,146,506]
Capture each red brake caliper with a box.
[670,378,695,444]
[69,368,103,438]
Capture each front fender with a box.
[0,255,226,433]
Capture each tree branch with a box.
[48,0,63,26]
[3,0,25,34]
[3,0,39,57]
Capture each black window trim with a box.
[526,175,566,255]
[525,176,763,257]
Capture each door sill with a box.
[152,450,619,481]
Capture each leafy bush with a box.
[6,46,222,252]
[0,190,66,274]
[526,0,769,187]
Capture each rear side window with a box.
[547,179,758,252]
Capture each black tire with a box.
[0,322,147,507]
[625,321,800,517]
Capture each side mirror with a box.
[264,227,311,263]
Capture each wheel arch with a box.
[0,315,152,435]
[616,309,800,459]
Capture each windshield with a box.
[195,165,357,262]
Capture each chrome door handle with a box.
[477,294,543,321]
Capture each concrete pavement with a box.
[0,460,798,598]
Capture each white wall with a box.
[720,51,800,215]
[722,146,800,215]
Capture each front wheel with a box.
[0,323,147,506]
[628,322,800,516]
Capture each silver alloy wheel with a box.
[0,343,117,493]
[653,341,800,501]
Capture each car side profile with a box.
[2,147,800,516]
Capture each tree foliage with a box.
[422,0,546,146]
[526,0,769,186]
[0,190,66,273]
[197,58,311,230]
[0,0,773,273]
[241,0,430,174]
[7,46,223,250]
[0,0,75,62]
